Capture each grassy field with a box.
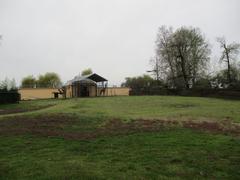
[0,96,240,179]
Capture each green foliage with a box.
[37,72,62,88]
[0,91,20,104]
[122,74,162,89]
[0,78,18,103]
[21,75,36,88]
[81,68,93,76]
[21,73,62,88]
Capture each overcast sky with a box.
[0,0,239,86]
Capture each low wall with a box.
[106,87,130,96]
[19,88,60,100]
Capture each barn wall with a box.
[65,84,97,97]
[89,85,97,97]
[19,88,61,100]
[65,85,72,98]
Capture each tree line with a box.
[122,26,240,90]
[21,69,93,88]
[21,72,62,88]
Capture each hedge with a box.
[129,88,240,99]
[0,91,21,104]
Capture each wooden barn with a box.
[64,73,108,98]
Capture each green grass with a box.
[0,130,239,179]
[0,96,240,179]
[0,99,57,113]
[2,96,240,122]
[62,96,240,122]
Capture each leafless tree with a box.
[217,37,240,84]
[148,56,162,81]
[154,26,211,89]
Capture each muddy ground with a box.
[0,114,239,140]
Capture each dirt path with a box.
[0,115,239,140]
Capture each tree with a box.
[81,68,93,76]
[121,75,161,89]
[154,26,211,89]
[154,26,175,86]
[172,27,210,88]
[21,73,62,88]
[37,72,62,88]
[0,78,17,91]
[217,37,240,85]
[193,77,212,89]
[9,79,17,90]
[212,64,240,89]
[21,75,36,88]
[148,56,161,81]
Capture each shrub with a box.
[0,89,20,104]
[0,78,20,104]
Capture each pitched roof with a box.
[86,73,107,82]
[64,73,107,86]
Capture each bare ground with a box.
[0,114,239,140]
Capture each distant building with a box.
[19,73,130,100]
[64,73,108,97]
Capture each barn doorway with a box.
[80,85,89,97]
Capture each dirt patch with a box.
[101,119,240,137]
[182,120,240,135]
[0,115,239,140]
[0,104,55,115]
[0,114,75,135]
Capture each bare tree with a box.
[217,37,240,85]
[171,27,211,89]
[148,56,161,81]
[154,26,210,89]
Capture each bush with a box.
[0,90,20,104]
[129,87,240,99]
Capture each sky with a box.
[0,0,239,86]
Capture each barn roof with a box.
[64,73,107,86]
[86,73,107,82]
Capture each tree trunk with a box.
[178,49,189,89]
[224,45,231,84]
[166,51,176,87]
